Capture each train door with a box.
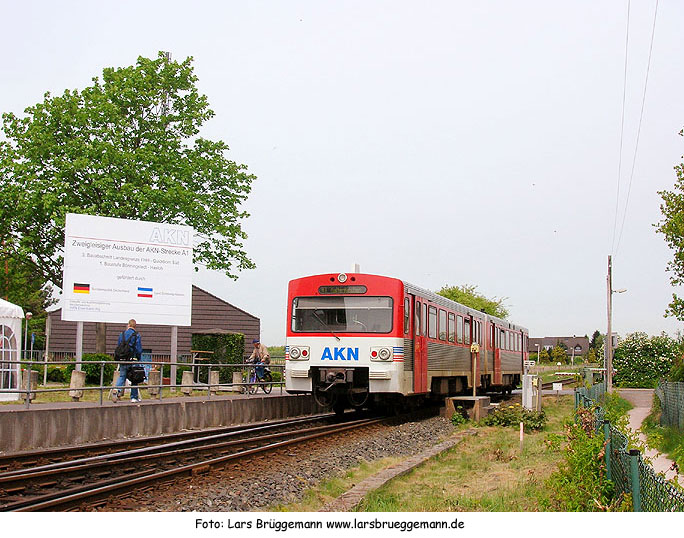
[492,323,502,385]
[412,296,427,393]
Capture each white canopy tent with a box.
[0,298,24,401]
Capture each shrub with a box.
[191,332,245,383]
[480,403,547,431]
[613,332,680,388]
[66,354,116,385]
[162,364,192,385]
[450,405,469,426]
[545,407,620,511]
[47,365,68,383]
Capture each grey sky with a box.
[3,1,683,345]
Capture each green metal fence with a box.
[575,386,684,512]
[655,381,684,430]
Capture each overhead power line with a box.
[610,0,631,256]
[614,0,659,256]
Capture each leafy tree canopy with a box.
[656,128,684,319]
[1,240,55,348]
[0,52,255,287]
[436,284,509,318]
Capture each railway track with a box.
[540,377,576,390]
[0,413,336,473]
[0,412,395,512]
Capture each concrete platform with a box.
[0,393,325,454]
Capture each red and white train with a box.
[285,273,528,411]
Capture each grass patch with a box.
[355,396,573,512]
[641,396,684,470]
[270,457,404,512]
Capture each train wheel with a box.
[333,400,347,416]
[313,387,336,408]
[347,387,369,409]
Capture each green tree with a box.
[551,344,567,364]
[0,52,255,288]
[586,347,598,365]
[656,129,684,319]
[589,330,604,352]
[0,240,55,349]
[436,284,509,318]
[538,348,551,363]
[613,332,680,388]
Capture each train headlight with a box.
[338,273,347,283]
[289,346,309,360]
[370,347,392,361]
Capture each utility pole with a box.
[606,255,613,392]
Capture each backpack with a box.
[114,330,138,362]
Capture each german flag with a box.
[73,283,90,294]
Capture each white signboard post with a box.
[62,214,193,325]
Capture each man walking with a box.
[112,319,143,403]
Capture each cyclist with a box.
[248,338,270,381]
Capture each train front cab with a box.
[285,274,407,411]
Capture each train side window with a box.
[415,301,421,336]
[464,318,471,345]
[428,306,437,339]
[448,313,455,343]
[423,303,427,336]
[404,298,410,334]
[457,316,463,344]
[438,309,447,340]
[476,321,481,344]
[500,329,506,350]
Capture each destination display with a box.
[62,213,194,325]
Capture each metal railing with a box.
[0,358,286,409]
[576,386,684,512]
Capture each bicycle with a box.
[244,366,273,394]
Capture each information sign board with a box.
[552,383,563,392]
[62,214,193,326]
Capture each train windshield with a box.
[291,296,393,333]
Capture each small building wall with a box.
[47,286,259,358]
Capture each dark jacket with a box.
[118,328,143,360]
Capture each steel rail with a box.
[0,416,380,488]
[0,413,335,471]
[0,414,337,479]
[4,416,387,512]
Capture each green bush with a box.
[161,364,192,386]
[450,405,469,426]
[66,354,116,385]
[191,332,245,383]
[47,365,68,383]
[613,332,680,388]
[669,356,684,382]
[545,406,622,511]
[480,403,547,431]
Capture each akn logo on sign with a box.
[321,347,359,361]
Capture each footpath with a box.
[618,388,680,482]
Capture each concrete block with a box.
[68,370,86,401]
[232,371,243,393]
[181,371,193,395]
[21,370,38,401]
[148,369,161,396]
[209,370,220,395]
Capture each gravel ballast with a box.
[106,415,456,512]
